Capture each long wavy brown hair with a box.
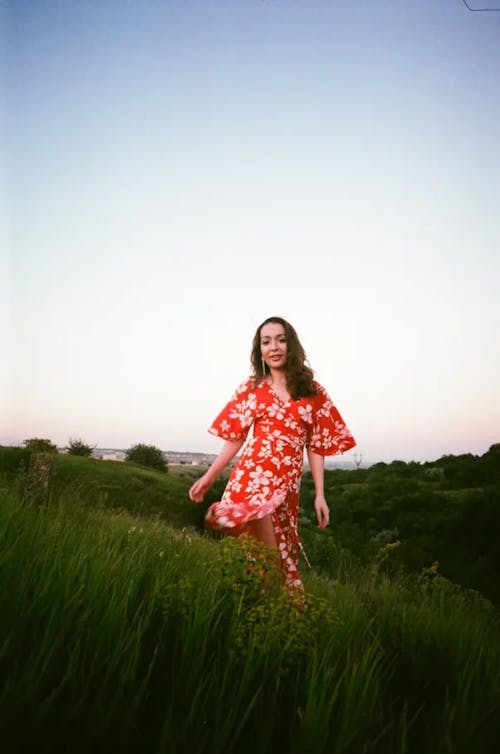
[251,316,317,400]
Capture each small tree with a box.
[125,443,168,473]
[24,438,58,453]
[67,437,95,457]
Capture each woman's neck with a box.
[268,367,287,385]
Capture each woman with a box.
[189,316,356,592]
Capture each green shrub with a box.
[23,438,58,453]
[125,443,168,473]
[66,437,95,457]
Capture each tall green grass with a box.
[1,484,499,754]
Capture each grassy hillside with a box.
[0,446,212,531]
[300,447,500,605]
[1,445,500,753]
[1,483,499,754]
[2,444,499,603]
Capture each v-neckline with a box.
[265,380,292,405]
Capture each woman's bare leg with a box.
[238,515,283,588]
[244,514,278,549]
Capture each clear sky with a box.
[2,0,499,463]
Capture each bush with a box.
[125,443,168,473]
[66,438,95,457]
[23,438,58,453]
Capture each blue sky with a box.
[2,0,500,463]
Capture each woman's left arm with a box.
[306,449,330,528]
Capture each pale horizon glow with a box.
[2,0,500,464]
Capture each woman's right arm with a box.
[188,439,244,502]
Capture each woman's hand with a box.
[189,472,215,503]
[314,495,330,529]
[188,440,243,504]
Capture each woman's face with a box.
[260,322,287,371]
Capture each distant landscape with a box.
[65,447,368,470]
[88,448,219,466]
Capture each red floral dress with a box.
[205,377,356,591]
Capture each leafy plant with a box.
[125,443,168,473]
[66,437,95,457]
[23,437,58,453]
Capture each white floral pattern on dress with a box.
[206,377,356,591]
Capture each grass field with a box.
[1,447,499,753]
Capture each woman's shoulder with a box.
[312,379,327,394]
[234,374,259,394]
[310,380,333,403]
[229,375,268,405]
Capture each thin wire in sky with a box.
[461,0,500,10]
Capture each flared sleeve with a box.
[306,383,356,456]
[208,377,258,441]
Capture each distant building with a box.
[95,450,126,462]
